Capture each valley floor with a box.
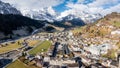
[0,29,119,68]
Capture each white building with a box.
[84,44,112,55]
[44,57,50,62]
[111,30,120,35]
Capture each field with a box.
[6,55,41,68]
[108,18,120,28]
[18,56,40,68]
[29,40,52,55]
[112,21,120,27]
[72,26,87,34]
[72,27,83,34]
[6,60,28,68]
[0,41,22,54]
[27,40,40,47]
[0,38,40,54]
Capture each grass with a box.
[6,57,41,68]
[0,42,21,54]
[108,18,120,27]
[29,40,52,55]
[72,26,86,36]
[0,38,25,54]
[6,60,28,68]
[72,27,84,34]
[27,40,40,47]
[19,56,40,68]
[116,41,120,49]
[102,49,117,60]
[0,39,40,54]
[112,21,120,27]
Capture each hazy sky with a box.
[1,0,120,15]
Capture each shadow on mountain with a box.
[50,15,86,28]
[0,14,45,35]
[0,14,86,40]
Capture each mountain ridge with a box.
[73,12,120,38]
[0,0,102,26]
[0,1,21,15]
[0,14,58,40]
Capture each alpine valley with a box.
[0,0,120,68]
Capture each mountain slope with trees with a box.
[0,14,56,40]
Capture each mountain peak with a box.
[57,9,102,23]
[0,0,102,25]
[0,0,21,15]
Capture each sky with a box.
[1,0,120,15]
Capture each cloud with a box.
[77,0,85,3]
[77,0,94,4]
[66,3,88,10]
[1,0,120,16]
[65,0,120,16]
[89,7,103,14]
[1,0,64,10]
[102,4,120,15]
[88,0,120,7]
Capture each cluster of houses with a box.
[28,31,120,68]
[0,30,120,68]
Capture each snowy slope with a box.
[0,0,102,24]
[0,1,21,14]
[21,7,57,22]
[21,7,102,23]
[56,9,102,23]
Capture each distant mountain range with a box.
[21,7,57,22]
[0,0,117,40]
[21,7,102,24]
[0,0,102,24]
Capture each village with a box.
[0,29,120,68]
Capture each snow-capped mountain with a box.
[56,9,102,23]
[21,7,57,22]
[0,0,102,24]
[56,14,85,26]
[20,7,102,23]
[0,1,21,15]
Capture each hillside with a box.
[73,12,120,37]
[0,14,56,40]
[0,14,86,40]
[72,12,120,59]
